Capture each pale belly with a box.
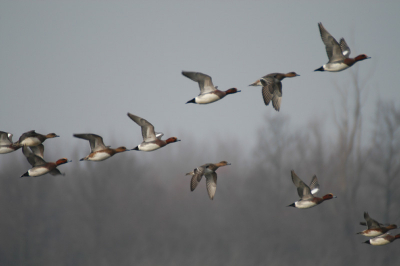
[295,200,317,209]
[195,93,220,104]
[370,237,390,246]
[138,143,161,151]
[361,230,384,237]
[0,146,15,154]
[89,152,112,161]
[324,63,349,72]
[28,167,50,177]
[20,138,41,146]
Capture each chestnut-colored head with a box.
[56,158,71,165]
[46,133,59,138]
[225,88,241,94]
[355,54,370,61]
[285,72,300,78]
[166,137,180,144]
[216,161,231,167]
[115,146,128,152]
[322,193,337,200]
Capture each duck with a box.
[357,212,397,237]
[182,71,240,104]
[127,113,180,151]
[249,72,299,111]
[73,133,129,161]
[315,22,370,72]
[17,130,59,147]
[20,146,70,177]
[186,161,231,200]
[364,233,400,246]
[288,170,336,208]
[0,131,21,154]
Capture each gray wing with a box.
[339,38,351,58]
[190,174,199,191]
[73,134,107,152]
[360,221,386,227]
[318,22,345,62]
[364,212,382,229]
[205,172,217,200]
[0,131,13,145]
[182,71,216,94]
[309,175,320,195]
[193,165,207,183]
[22,146,46,167]
[155,132,164,140]
[18,130,36,142]
[127,113,157,142]
[260,77,282,111]
[291,170,313,200]
[271,85,282,111]
[30,144,44,159]
[49,168,64,176]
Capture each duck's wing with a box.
[127,113,157,142]
[182,71,216,94]
[309,175,320,195]
[205,172,217,200]
[190,165,206,191]
[22,146,46,167]
[49,168,64,176]
[73,134,107,152]
[318,22,345,62]
[291,170,313,200]
[339,38,351,58]
[195,165,207,182]
[260,77,276,106]
[261,77,282,111]
[30,144,44,159]
[190,174,199,191]
[271,84,283,111]
[0,131,13,145]
[360,221,386,227]
[18,130,36,142]
[364,212,382,229]
[155,132,164,140]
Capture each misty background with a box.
[1,1,400,265]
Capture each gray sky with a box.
[1,0,399,161]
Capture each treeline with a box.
[0,75,399,265]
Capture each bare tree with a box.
[332,66,373,198]
[369,100,400,223]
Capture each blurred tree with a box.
[369,100,400,223]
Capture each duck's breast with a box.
[0,146,15,154]
[138,142,162,151]
[28,166,50,177]
[324,62,349,72]
[20,137,41,146]
[295,200,317,209]
[195,93,221,104]
[89,151,112,161]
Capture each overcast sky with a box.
[1,1,399,162]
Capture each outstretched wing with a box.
[73,134,107,152]
[205,172,217,200]
[22,146,46,167]
[339,38,351,58]
[127,113,157,142]
[318,22,345,62]
[309,175,320,195]
[291,170,312,200]
[182,71,216,94]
